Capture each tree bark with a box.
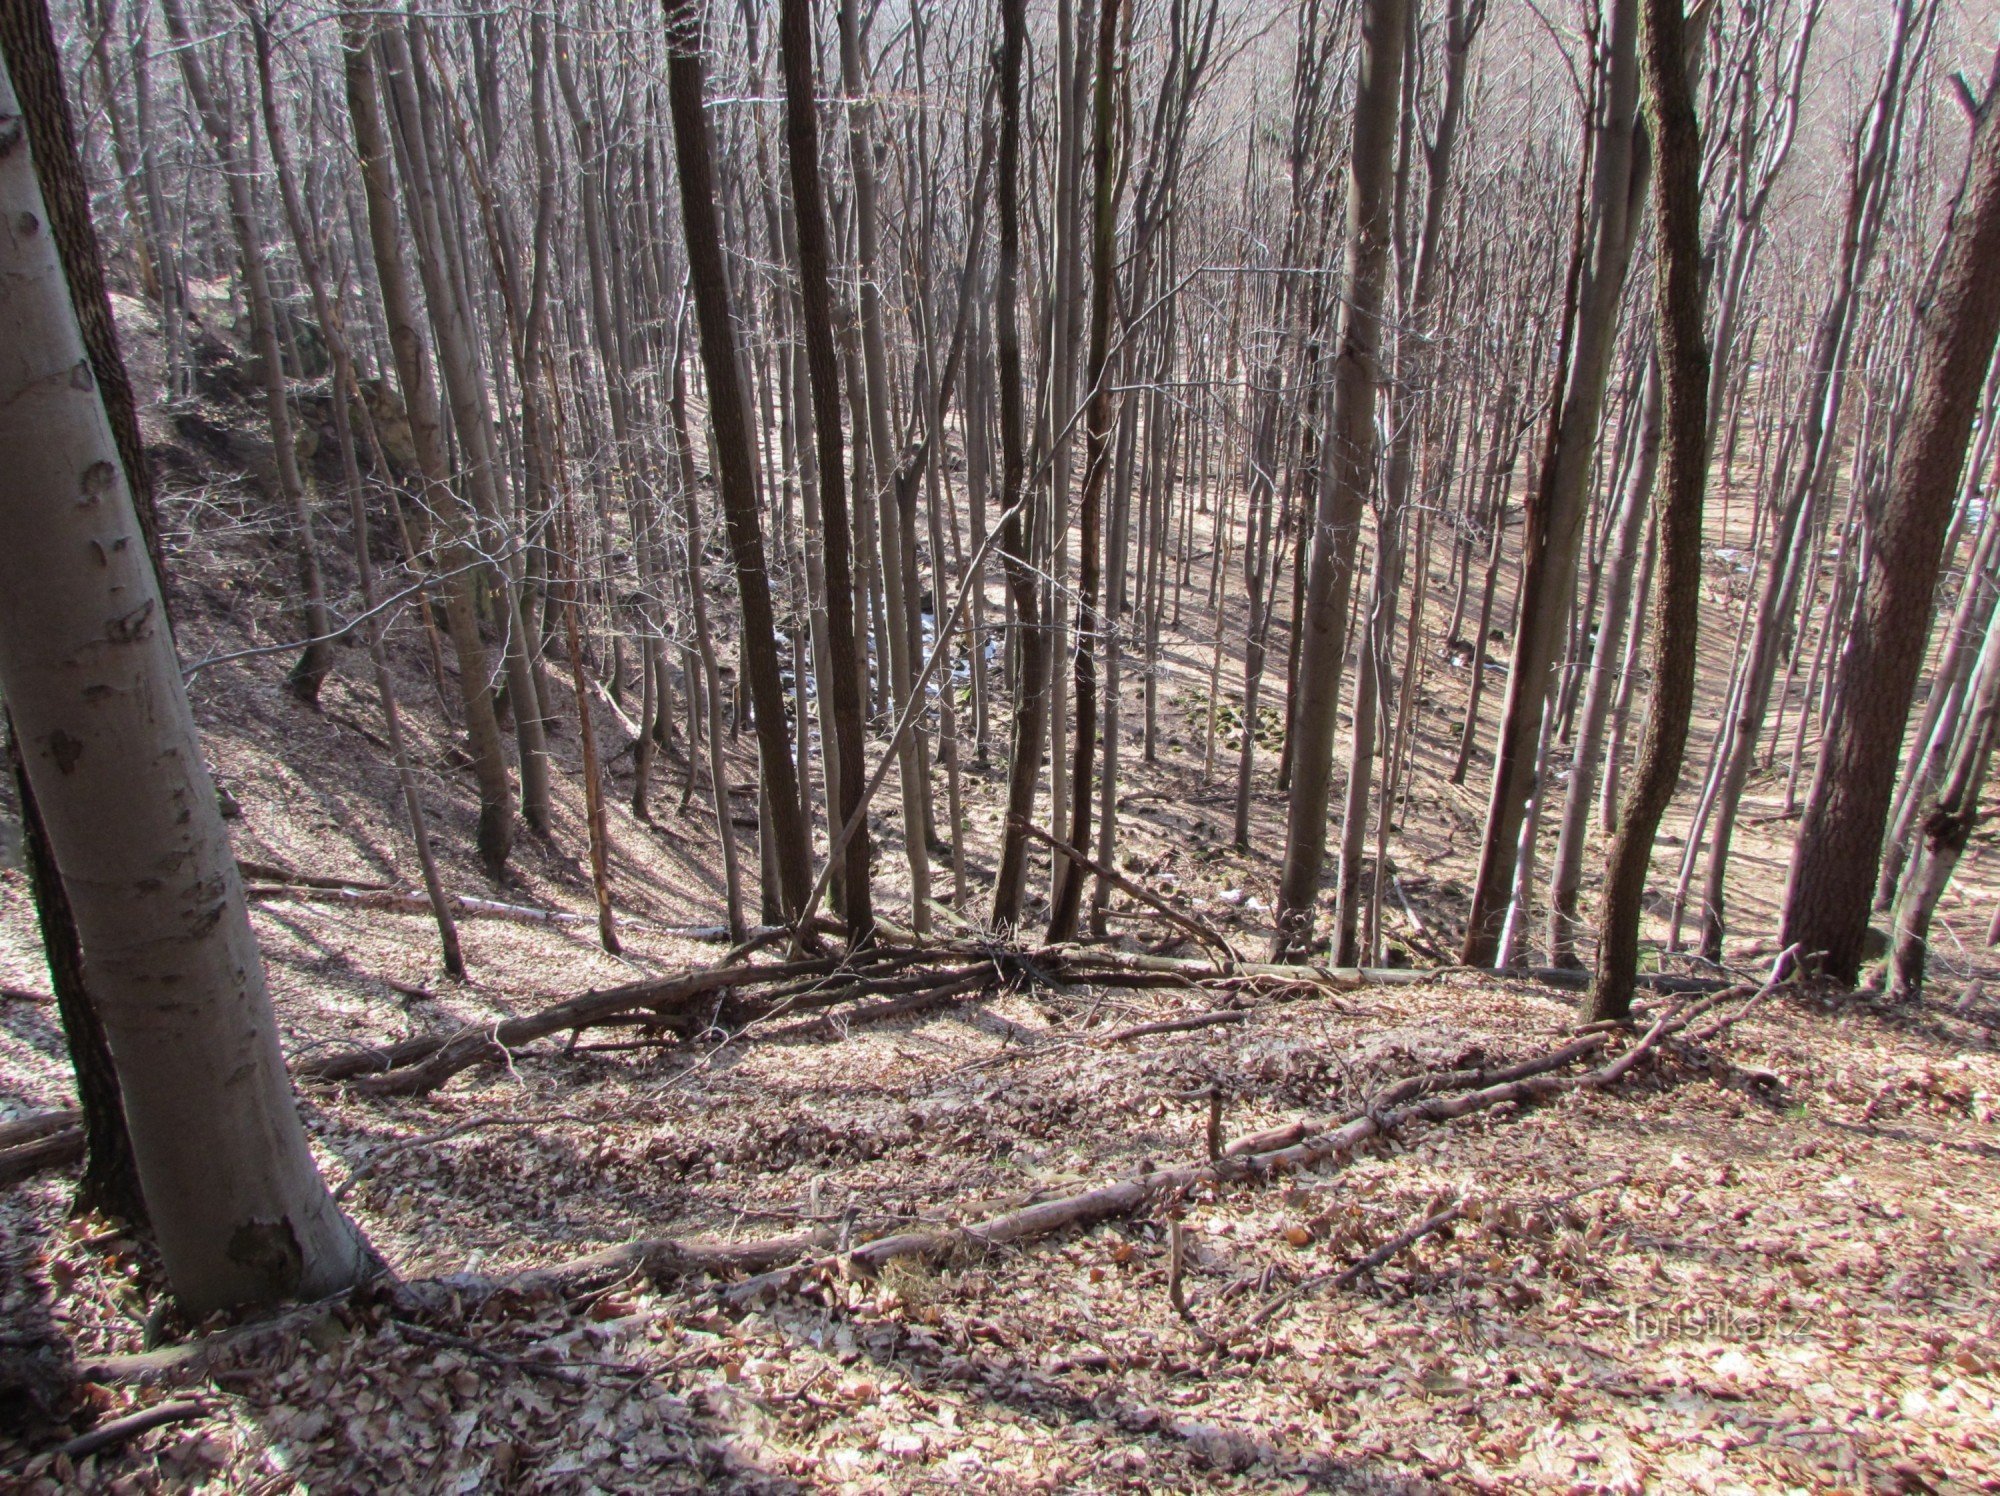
[777,0,873,944]
[662,0,814,921]
[0,64,376,1308]
[1592,0,1711,1024]
[1782,54,2000,985]
[1270,0,1409,958]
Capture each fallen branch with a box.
[1243,1199,1468,1330]
[1095,1009,1249,1044]
[47,1399,212,1461]
[1013,820,1241,966]
[717,989,1742,1305]
[298,955,838,1085]
[237,858,392,892]
[0,1109,80,1149]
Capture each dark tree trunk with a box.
[777,0,872,944]
[990,0,1049,930]
[1781,56,2000,985]
[1592,0,1711,1024]
[662,0,813,920]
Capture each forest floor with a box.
[3,295,2000,1490]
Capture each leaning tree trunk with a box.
[0,0,149,1225]
[663,0,814,921]
[1463,0,1648,964]
[1888,592,2000,1001]
[0,63,376,1309]
[1782,55,2000,985]
[1270,0,1409,959]
[1592,0,1711,1024]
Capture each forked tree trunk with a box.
[0,64,376,1309]
[1782,55,2000,985]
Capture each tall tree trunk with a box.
[1270,0,1409,959]
[1592,0,1711,1024]
[379,22,553,840]
[0,0,154,1225]
[1048,0,1125,942]
[777,0,872,944]
[1464,0,1648,964]
[662,0,814,921]
[989,0,1047,930]
[0,64,376,1307]
[158,0,334,706]
[1547,353,1661,965]
[340,15,514,878]
[253,15,461,978]
[1782,55,2000,985]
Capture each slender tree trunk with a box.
[1592,0,1711,1024]
[663,0,813,921]
[253,16,461,977]
[1888,593,2000,1000]
[778,0,872,943]
[159,0,333,706]
[1271,0,1409,958]
[1465,0,1648,964]
[1048,0,1125,942]
[341,16,514,877]
[1547,353,1661,965]
[989,0,1048,930]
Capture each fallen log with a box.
[72,970,1788,1389]
[0,1124,84,1188]
[0,1109,80,1149]
[319,946,963,1092]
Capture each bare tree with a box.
[662,0,814,920]
[1271,0,1409,959]
[0,54,376,1308]
[1593,0,1712,1024]
[1782,51,2000,984]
